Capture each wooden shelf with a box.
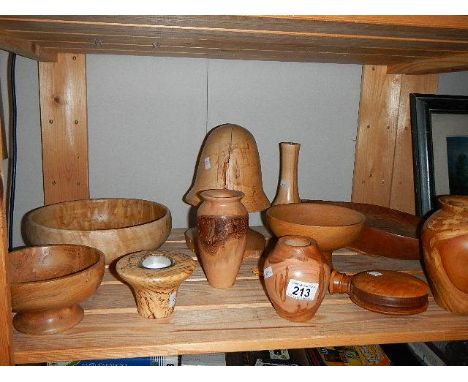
[1,16,468,73]
[11,228,468,364]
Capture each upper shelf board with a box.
[1,16,468,74]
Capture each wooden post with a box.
[38,53,89,205]
[352,65,438,214]
[0,181,14,365]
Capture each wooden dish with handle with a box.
[9,245,105,335]
[329,269,429,315]
[303,200,421,260]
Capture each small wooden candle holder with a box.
[329,269,429,315]
[116,250,196,319]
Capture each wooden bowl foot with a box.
[13,304,84,335]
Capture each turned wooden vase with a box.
[263,235,330,322]
[196,189,248,288]
[272,142,301,206]
[422,195,468,314]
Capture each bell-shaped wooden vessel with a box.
[184,123,270,212]
[263,235,330,322]
[196,189,249,288]
[422,195,468,314]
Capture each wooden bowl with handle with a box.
[23,198,172,265]
[266,202,365,268]
[9,245,105,335]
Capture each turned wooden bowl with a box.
[23,198,172,264]
[9,245,105,335]
[266,203,365,266]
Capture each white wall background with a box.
[1,51,468,247]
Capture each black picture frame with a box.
[410,94,468,218]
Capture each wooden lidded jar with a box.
[116,250,196,319]
[422,196,468,314]
[263,235,330,322]
[196,189,248,288]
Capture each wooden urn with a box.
[422,195,468,314]
[263,235,330,322]
[196,189,248,288]
[329,270,429,315]
[116,250,196,319]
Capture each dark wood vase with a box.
[263,235,330,322]
[196,189,248,288]
[422,195,468,314]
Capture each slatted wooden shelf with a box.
[1,16,468,73]
[11,228,468,364]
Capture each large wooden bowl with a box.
[23,198,172,265]
[266,203,365,266]
[9,245,105,335]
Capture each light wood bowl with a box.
[9,245,105,335]
[23,198,172,265]
[266,203,365,266]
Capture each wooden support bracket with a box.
[38,53,89,205]
[352,65,438,214]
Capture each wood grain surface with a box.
[23,198,172,265]
[9,227,468,364]
[116,251,196,319]
[39,53,89,205]
[0,184,13,365]
[422,196,468,314]
[330,270,429,315]
[388,73,438,213]
[0,16,468,72]
[272,142,301,206]
[9,245,105,335]
[352,65,438,213]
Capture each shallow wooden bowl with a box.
[266,203,365,265]
[9,245,105,335]
[23,198,172,265]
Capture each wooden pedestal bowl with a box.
[266,202,365,268]
[23,198,172,265]
[9,245,105,335]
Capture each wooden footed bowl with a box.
[23,198,172,265]
[266,203,365,266]
[9,245,105,335]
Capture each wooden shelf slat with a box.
[11,229,468,364]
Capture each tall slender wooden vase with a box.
[196,189,248,288]
[272,142,301,205]
[263,235,330,322]
[422,195,468,314]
